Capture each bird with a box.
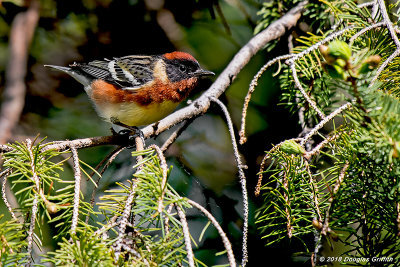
[45,51,214,131]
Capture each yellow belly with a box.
[94,100,179,126]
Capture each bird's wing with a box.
[71,55,157,89]
[111,56,156,89]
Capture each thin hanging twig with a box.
[210,97,248,266]
[176,205,195,267]
[70,147,82,235]
[161,120,192,152]
[240,54,293,144]
[147,144,169,213]
[1,169,18,221]
[188,199,236,266]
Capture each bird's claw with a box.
[111,127,145,149]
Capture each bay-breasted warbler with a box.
[45,51,214,130]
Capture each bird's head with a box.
[162,51,214,83]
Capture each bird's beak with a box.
[194,69,215,77]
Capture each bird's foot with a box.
[110,119,145,148]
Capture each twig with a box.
[121,243,142,259]
[300,102,352,147]
[240,54,293,144]
[210,97,248,266]
[1,168,18,221]
[377,0,400,48]
[304,133,341,159]
[349,22,385,43]
[88,146,126,221]
[255,138,302,196]
[370,0,400,84]
[176,205,195,267]
[357,1,375,9]
[305,162,322,222]
[321,162,349,236]
[114,182,137,261]
[26,195,39,265]
[161,120,191,152]
[94,215,119,237]
[26,139,40,266]
[88,146,125,180]
[164,204,174,237]
[187,199,236,266]
[289,63,326,119]
[283,171,293,238]
[0,0,40,144]
[397,202,400,236]
[0,144,13,153]
[147,144,169,213]
[70,147,81,235]
[135,135,145,168]
[288,25,356,62]
[370,49,400,84]
[41,135,121,152]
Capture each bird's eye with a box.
[179,65,187,72]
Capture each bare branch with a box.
[135,135,145,168]
[42,135,122,152]
[377,0,400,48]
[304,133,342,159]
[288,26,356,62]
[164,204,174,237]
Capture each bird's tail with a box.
[45,64,91,88]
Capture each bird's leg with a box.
[110,118,145,147]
